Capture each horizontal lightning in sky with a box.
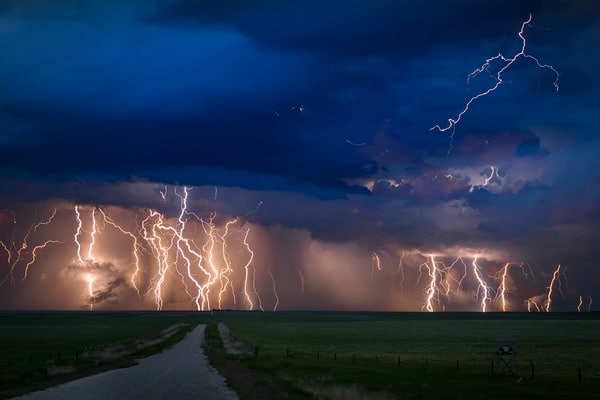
[430,13,560,154]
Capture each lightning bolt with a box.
[2,188,273,311]
[143,210,175,311]
[241,228,255,310]
[97,208,144,296]
[483,166,503,186]
[421,255,440,312]
[417,254,469,312]
[85,273,95,311]
[268,268,280,311]
[430,13,559,153]
[527,298,541,312]
[74,206,84,264]
[493,262,532,311]
[21,239,62,281]
[544,264,562,312]
[370,252,382,284]
[217,218,238,309]
[396,251,406,295]
[171,187,210,310]
[0,240,10,265]
[87,208,98,262]
[244,201,263,217]
[447,256,469,295]
[33,208,57,232]
[471,257,491,312]
[1,209,60,286]
[200,213,219,310]
[297,268,305,295]
[251,263,264,311]
[5,187,584,313]
[142,186,259,311]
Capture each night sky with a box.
[1,1,599,311]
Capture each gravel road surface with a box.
[13,325,239,400]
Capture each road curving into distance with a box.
[13,325,239,400]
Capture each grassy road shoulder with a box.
[1,316,196,399]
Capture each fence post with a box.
[317,351,320,359]
[491,360,494,375]
[334,352,337,361]
[353,353,356,364]
[398,355,401,366]
[530,361,535,380]
[578,368,582,384]
[375,355,378,364]
[456,360,459,371]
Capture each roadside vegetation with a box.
[0,311,201,399]
[2,311,599,399]
[209,311,600,400]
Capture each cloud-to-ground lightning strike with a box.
[527,298,541,312]
[396,251,406,295]
[87,208,98,262]
[430,13,560,153]
[544,264,562,312]
[0,188,585,312]
[471,257,491,312]
[0,240,10,265]
[268,268,280,311]
[417,254,470,312]
[421,255,440,312]
[85,273,95,311]
[61,186,268,311]
[217,218,238,309]
[493,262,533,311]
[74,206,84,264]
[97,208,144,295]
[241,228,255,310]
[297,268,306,295]
[251,262,264,311]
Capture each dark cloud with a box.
[0,1,598,310]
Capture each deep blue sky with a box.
[1,1,599,310]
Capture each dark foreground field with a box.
[2,311,599,399]
[0,311,205,399]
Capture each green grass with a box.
[0,311,209,399]
[2,311,599,399]
[211,311,600,400]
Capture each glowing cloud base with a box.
[0,185,588,312]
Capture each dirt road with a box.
[13,325,239,400]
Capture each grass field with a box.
[209,311,600,399]
[1,311,599,399]
[0,311,207,399]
